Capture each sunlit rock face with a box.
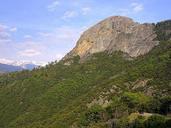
[63,16,159,60]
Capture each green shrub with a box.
[144,115,166,128]
[80,105,104,126]
[121,92,150,111]
[129,116,145,128]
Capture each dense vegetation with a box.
[155,20,171,41]
[0,21,171,128]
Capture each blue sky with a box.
[0,0,170,65]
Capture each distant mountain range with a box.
[0,63,23,73]
[0,60,41,73]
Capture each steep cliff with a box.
[64,16,159,60]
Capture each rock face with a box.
[63,16,159,60]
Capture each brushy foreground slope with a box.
[0,21,171,128]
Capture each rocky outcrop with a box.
[63,16,159,61]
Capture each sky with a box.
[0,0,171,65]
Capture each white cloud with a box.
[61,7,91,20]
[38,32,52,37]
[0,23,18,44]
[16,40,46,58]
[0,24,8,30]
[9,27,17,32]
[113,2,144,16]
[24,35,32,39]
[47,0,60,12]
[0,24,17,32]
[0,58,14,64]
[0,24,11,44]
[62,11,78,20]
[17,41,43,49]
[0,31,10,39]
[82,7,91,15]
[18,49,41,57]
[131,2,144,13]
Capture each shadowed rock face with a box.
[63,16,159,60]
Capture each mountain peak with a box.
[100,15,134,23]
[63,16,159,61]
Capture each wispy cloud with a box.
[17,40,45,56]
[18,49,41,57]
[0,24,8,30]
[0,23,17,43]
[61,7,92,20]
[0,58,14,64]
[62,11,78,20]
[9,27,17,32]
[38,32,52,37]
[47,0,60,12]
[24,35,32,39]
[131,2,144,13]
[114,2,144,16]
[82,7,91,15]
[0,23,11,43]
[0,31,10,40]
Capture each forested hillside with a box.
[0,20,170,128]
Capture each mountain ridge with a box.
[0,63,23,73]
[0,62,39,73]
